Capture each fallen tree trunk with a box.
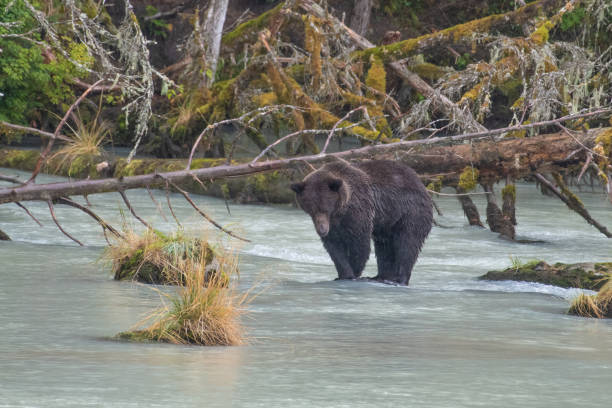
[1,123,609,205]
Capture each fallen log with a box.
[1,123,609,205]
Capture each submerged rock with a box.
[479,261,612,290]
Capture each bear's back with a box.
[354,160,431,229]
[354,160,424,192]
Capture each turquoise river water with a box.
[1,168,611,407]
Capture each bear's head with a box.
[290,171,350,238]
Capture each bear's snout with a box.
[313,214,330,237]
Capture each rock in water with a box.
[479,261,612,290]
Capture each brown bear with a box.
[291,159,433,285]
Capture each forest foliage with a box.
[0,0,610,175]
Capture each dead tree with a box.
[202,0,229,86]
[349,0,373,36]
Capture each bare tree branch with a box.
[47,199,84,246]
[165,180,182,228]
[55,197,123,239]
[0,173,22,184]
[161,175,250,242]
[143,5,182,22]
[534,172,612,238]
[118,190,153,230]
[321,106,367,154]
[0,121,72,142]
[15,202,43,226]
[146,185,168,222]
[186,105,302,170]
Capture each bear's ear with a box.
[328,178,343,192]
[290,182,306,194]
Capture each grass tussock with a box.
[569,278,612,318]
[104,227,224,285]
[53,114,110,160]
[115,228,250,346]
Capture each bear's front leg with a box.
[322,238,356,279]
[346,234,371,278]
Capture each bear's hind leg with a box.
[373,236,395,281]
[390,220,428,285]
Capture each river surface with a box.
[1,168,611,407]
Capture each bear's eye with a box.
[291,182,305,194]
[328,179,342,192]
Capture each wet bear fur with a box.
[291,159,433,285]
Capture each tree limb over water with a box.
[0,108,612,204]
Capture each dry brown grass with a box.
[113,228,250,346]
[52,115,110,161]
[569,278,612,318]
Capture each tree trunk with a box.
[482,183,515,240]
[203,0,229,86]
[502,183,517,225]
[456,187,484,227]
[349,0,372,36]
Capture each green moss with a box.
[304,15,323,90]
[480,261,610,290]
[110,230,218,285]
[353,4,521,62]
[552,172,583,207]
[595,128,612,156]
[221,2,284,47]
[0,149,40,170]
[286,64,305,83]
[113,158,186,178]
[49,153,101,178]
[252,91,278,106]
[497,78,523,100]
[501,184,516,201]
[241,171,294,204]
[365,56,386,95]
[459,82,485,104]
[114,330,159,343]
[458,166,479,191]
[426,177,443,192]
[189,158,226,169]
[595,262,612,272]
[209,78,239,122]
[411,62,450,81]
[530,20,553,44]
[339,91,376,108]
